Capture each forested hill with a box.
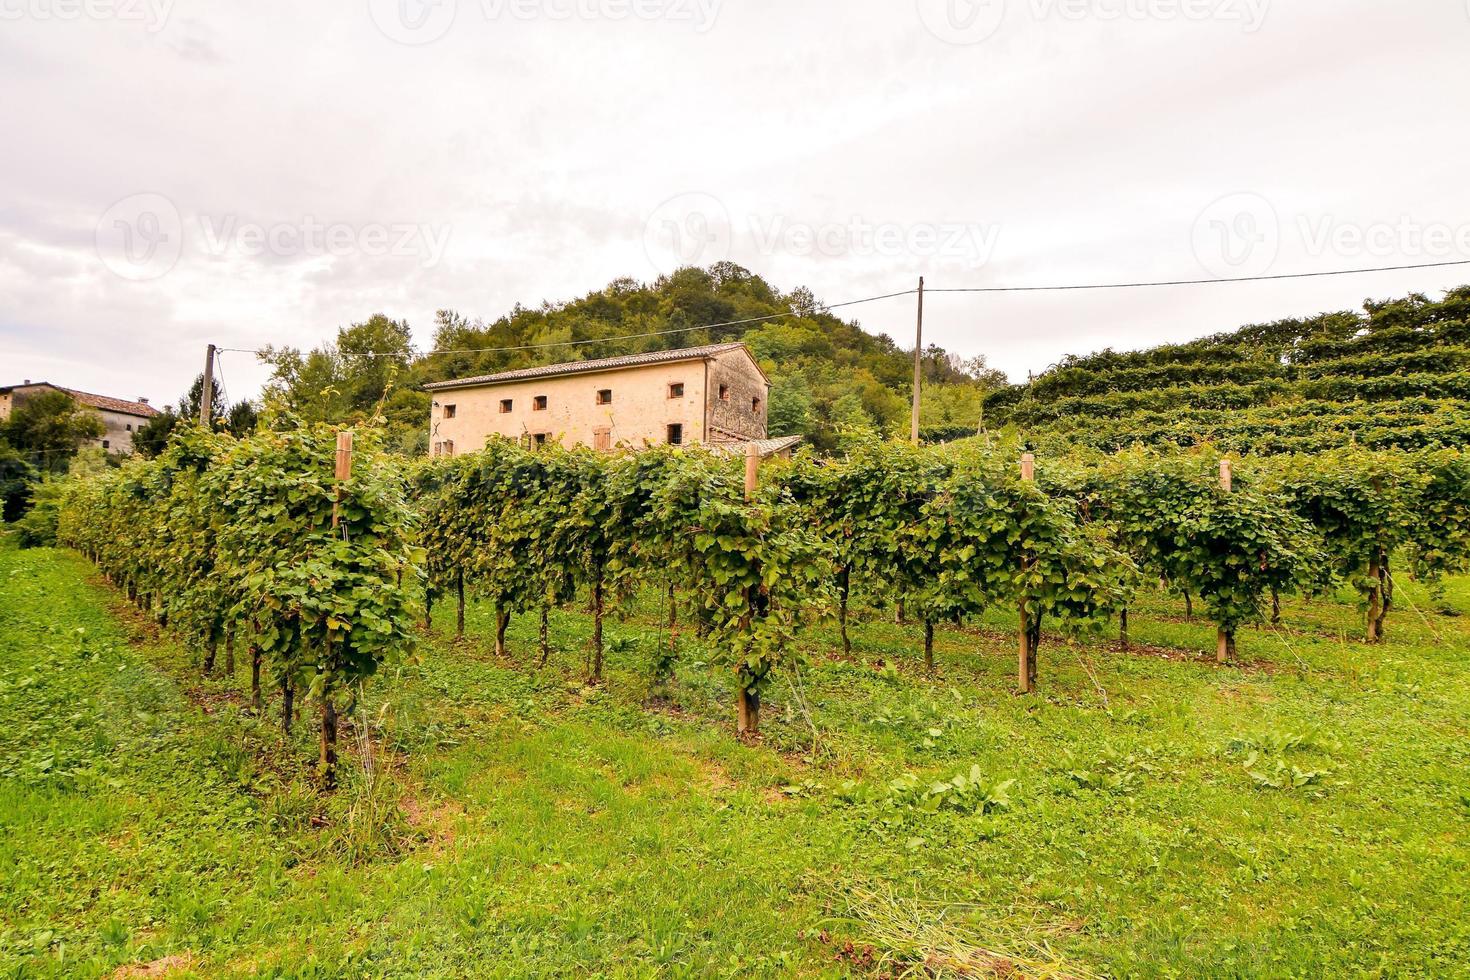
[247,265,998,454]
[413,264,999,450]
[983,286,1470,455]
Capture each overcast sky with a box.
[3,0,1470,407]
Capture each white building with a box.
[0,381,160,454]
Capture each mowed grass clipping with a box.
[3,542,1470,977]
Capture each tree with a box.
[2,390,105,473]
[0,438,37,522]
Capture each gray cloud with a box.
[3,0,1470,406]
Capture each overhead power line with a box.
[212,257,1470,361]
[925,258,1470,293]
[215,287,920,360]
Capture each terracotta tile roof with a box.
[423,342,751,391]
[63,388,161,417]
[707,435,805,458]
[2,382,160,418]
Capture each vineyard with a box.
[986,286,1470,454]
[47,424,1470,773]
[4,418,1470,974]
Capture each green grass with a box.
[3,543,1470,977]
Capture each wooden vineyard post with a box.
[1018,452,1037,694]
[1217,458,1233,664]
[323,431,353,789]
[333,430,353,531]
[739,442,761,736]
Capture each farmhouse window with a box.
[499,398,513,413]
[533,433,548,447]
[596,389,612,405]
[594,428,611,451]
[668,382,684,398]
[718,384,729,402]
[443,404,456,419]
[752,396,761,412]
[533,395,547,411]
[666,423,683,446]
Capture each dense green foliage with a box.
[259,265,1000,454]
[988,286,1470,454]
[54,422,419,786]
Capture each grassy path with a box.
[4,544,1470,976]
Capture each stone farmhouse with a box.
[0,381,160,455]
[423,342,799,457]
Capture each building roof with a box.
[707,435,805,458]
[423,342,761,391]
[1,381,159,418]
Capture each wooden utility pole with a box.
[199,343,217,426]
[1018,452,1037,693]
[1217,458,1233,663]
[909,276,925,445]
[744,441,760,501]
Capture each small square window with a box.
[718,384,729,402]
[443,440,455,456]
[443,404,456,419]
[668,382,684,399]
[126,423,133,431]
[499,398,513,413]
[666,423,683,446]
[533,395,547,411]
[752,396,762,412]
[596,389,612,405]
[533,433,548,447]
[102,439,110,449]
